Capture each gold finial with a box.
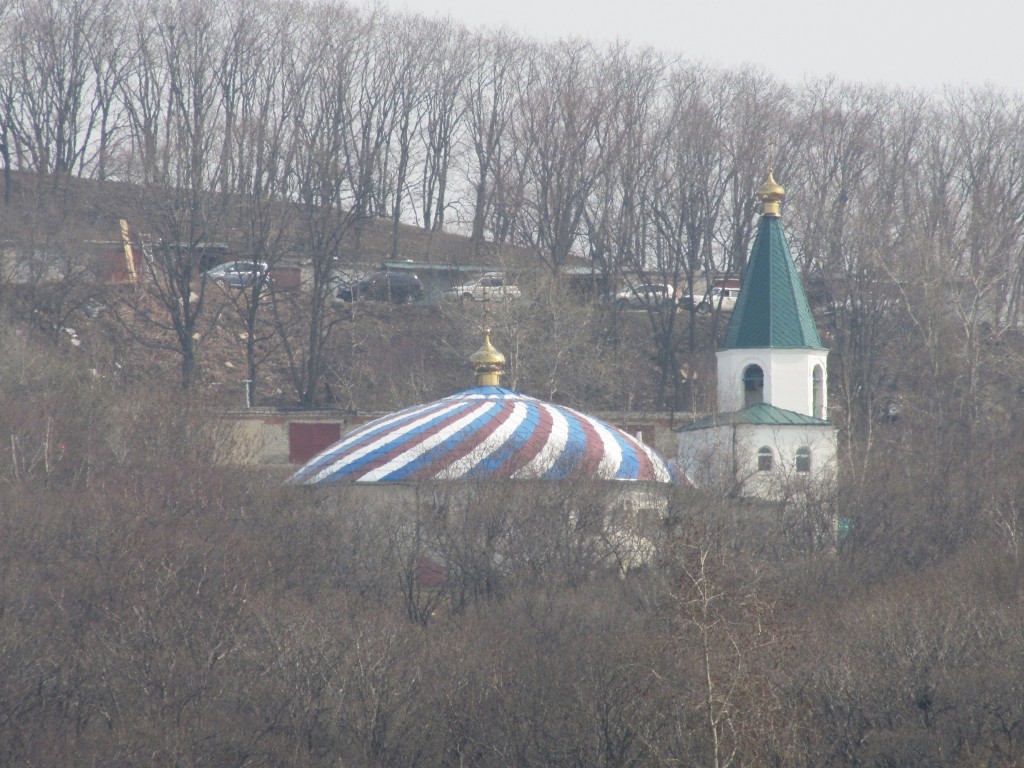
[470,326,505,387]
[757,166,785,217]
[469,295,505,386]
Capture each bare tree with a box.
[211,0,299,404]
[786,80,910,463]
[417,18,470,233]
[3,0,110,177]
[272,1,367,406]
[384,15,429,260]
[906,89,1024,429]
[652,515,788,768]
[462,29,527,255]
[509,40,610,275]
[117,0,169,183]
[346,8,398,240]
[84,0,132,180]
[0,0,13,199]
[120,0,232,389]
[639,64,733,406]
[583,45,667,290]
[715,67,795,279]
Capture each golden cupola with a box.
[757,168,785,217]
[469,328,505,387]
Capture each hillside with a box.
[0,172,710,415]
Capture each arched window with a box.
[743,364,764,407]
[757,446,774,471]
[796,446,811,473]
[812,365,824,419]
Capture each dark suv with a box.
[335,271,423,304]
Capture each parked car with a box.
[205,260,269,289]
[444,273,521,302]
[614,283,675,309]
[334,271,424,304]
[679,280,737,313]
[680,284,741,314]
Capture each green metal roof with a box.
[677,403,831,432]
[722,215,824,350]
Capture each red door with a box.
[289,422,342,464]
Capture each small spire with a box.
[469,299,505,386]
[757,165,785,217]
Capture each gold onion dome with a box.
[470,329,505,386]
[757,168,785,217]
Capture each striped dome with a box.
[289,386,677,485]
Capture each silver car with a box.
[205,260,269,289]
[445,273,521,302]
[615,283,675,309]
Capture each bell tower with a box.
[716,168,828,418]
[677,167,836,499]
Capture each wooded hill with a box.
[4,0,1024,765]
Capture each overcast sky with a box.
[361,0,1024,95]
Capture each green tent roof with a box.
[676,402,831,432]
[722,215,824,350]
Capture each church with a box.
[287,315,680,575]
[287,168,833,504]
[676,170,838,499]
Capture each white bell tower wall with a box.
[717,347,829,418]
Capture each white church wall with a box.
[740,423,836,499]
[677,422,837,499]
[766,350,828,416]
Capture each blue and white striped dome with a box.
[289,386,677,485]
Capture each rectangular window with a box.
[796,447,811,473]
